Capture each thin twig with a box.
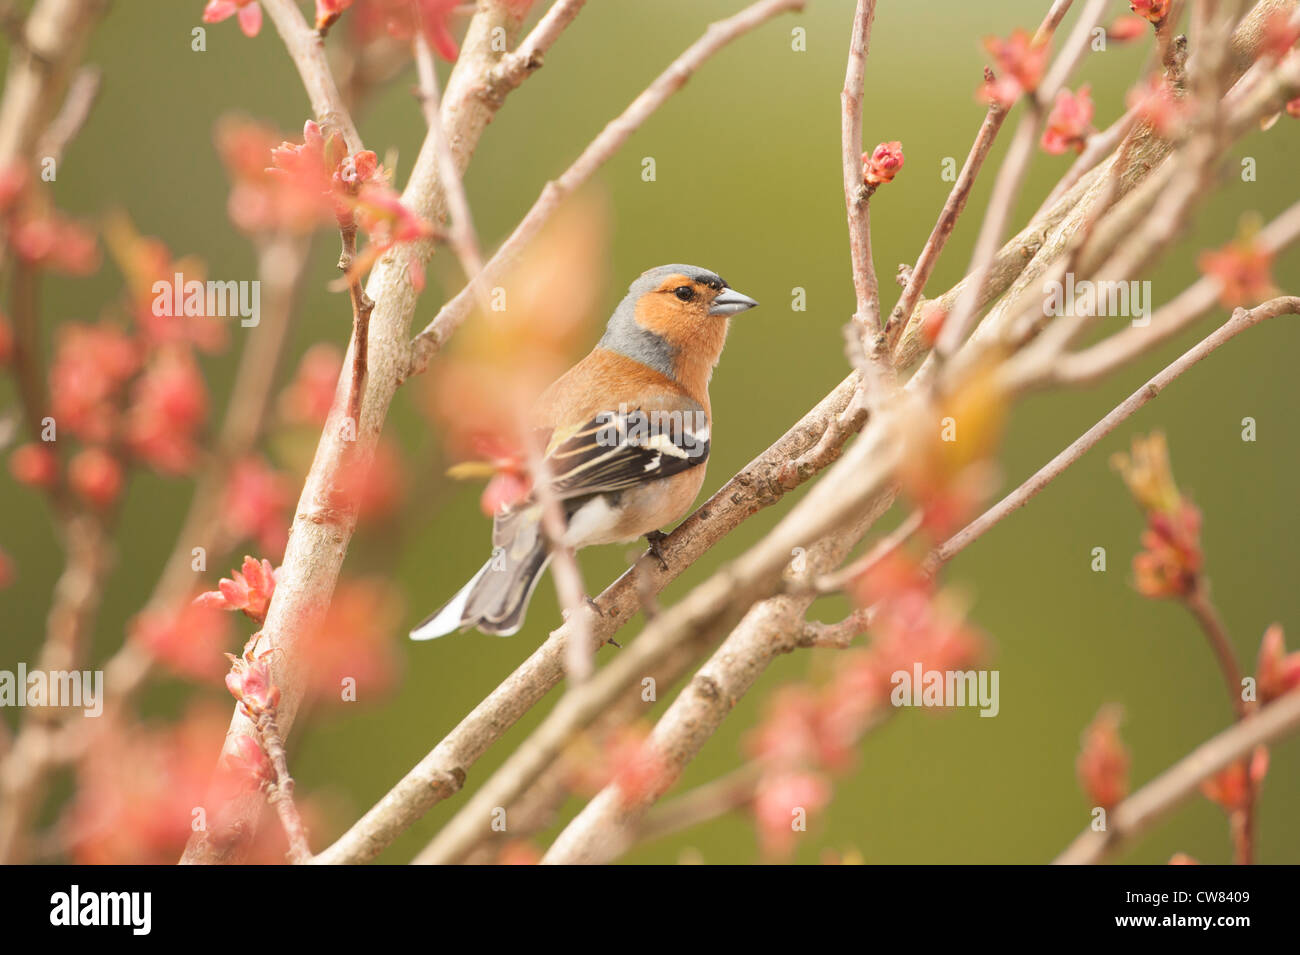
[412,31,486,286]
[840,0,881,345]
[814,510,923,595]
[527,447,596,684]
[798,608,872,649]
[1182,581,1254,864]
[256,711,313,864]
[484,0,589,107]
[33,65,99,165]
[1034,0,1078,44]
[886,88,1006,347]
[631,764,762,846]
[338,225,374,432]
[7,260,57,474]
[1184,585,1247,719]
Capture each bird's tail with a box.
[410,540,552,640]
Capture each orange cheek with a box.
[635,295,706,345]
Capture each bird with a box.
[411,264,759,640]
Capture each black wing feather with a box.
[547,408,709,499]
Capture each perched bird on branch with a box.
[411,264,759,639]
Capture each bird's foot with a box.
[644,529,670,572]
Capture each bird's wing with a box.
[543,406,710,499]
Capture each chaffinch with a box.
[412,264,759,639]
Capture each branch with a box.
[455,624,715,863]
[1035,0,1078,44]
[951,0,1298,369]
[930,108,1034,361]
[798,607,871,649]
[1054,690,1300,864]
[7,258,57,479]
[262,0,375,448]
[812,509,922,595]
[1182,580,1258,863]
[181,0,538,864]
[534,491,895,864]
[465,0,1295,866]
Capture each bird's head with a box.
[599,264,758,389]
[630,264,759,327]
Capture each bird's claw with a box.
[644,529,670,571]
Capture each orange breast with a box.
[533,348,708,430]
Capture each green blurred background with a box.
[2,0,1298,864]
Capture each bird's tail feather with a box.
[410,542,551,640]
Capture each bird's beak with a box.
[709,287,759,316]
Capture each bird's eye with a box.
[674,286,694,302]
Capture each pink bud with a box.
[862,141,905,187]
